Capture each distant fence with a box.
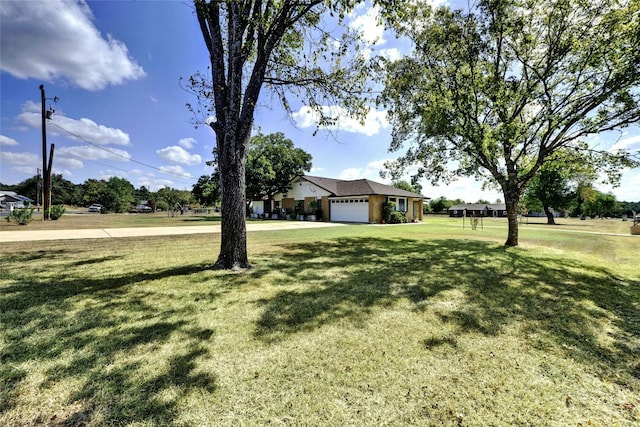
[192,208,213,214]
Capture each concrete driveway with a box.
[0,221,347,243]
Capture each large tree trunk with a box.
[214,132,251,270]
[503,183,520,247]
[543,205,556,225]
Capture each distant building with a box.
[448,203,507,218]
[0,191,34,211]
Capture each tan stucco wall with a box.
[320,196,329,221]
[282,198,295,210]
[406,197,423,222]
[369,195,387,223]
[412,199,423,221]
[304,196,317,214]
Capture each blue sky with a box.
[1,0,638,202]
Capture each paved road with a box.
[0,221,347,243]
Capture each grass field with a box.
[0,210,221,231]
[1,218,638,426]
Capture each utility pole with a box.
[40,84,58,220]
[40,85,48,219]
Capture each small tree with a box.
[429,197,448,214]
[49,205,66,220]
[7,204,35,225]
[134,185,152,205]
[106,177,135,213]
[583,191,619,218]
[192,174,220,207]
[157,188,191,217]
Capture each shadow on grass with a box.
[254,237,639,388]
[0,247,218,425]
[1,236,638,424]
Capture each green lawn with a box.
[1,220,638,425]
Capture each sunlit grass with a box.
[1,222,638,425]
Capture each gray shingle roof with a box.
[299,175,424,198]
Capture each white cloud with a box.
[366,158,392,171]
[349,5,385,46]
[13,165,39,175]
[97,169,128,181]
[158,165,192,178]
[178,137,197,149]
[17,101,131,146]
[0,135,19,146]
[335,158,396,182]
[339,168,363,180]
[57,145,131,162]
[597,169,640,201]
[52,116,131,146]
[611,134,640,152]
[291,105,389,136]
[0,0,145,90]
[426,0,450,6]
[56,157,84,169]
[379,48,401,62]
[130,171,181,191]
[0,151,38,165]
[147,179,176,191]
[51,167,73,177]
[156,146,202,165]
[128,169,148,177]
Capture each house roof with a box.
[449,203,506,211]
[0,191,33,202]
[298,175,425,199]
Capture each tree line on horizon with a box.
[2,163,637,220]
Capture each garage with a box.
[330,197,369,222]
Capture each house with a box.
[251,175,426,223]
[448,203,507,218]
[0,191,34,211]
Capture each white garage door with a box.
[330,198,369,222]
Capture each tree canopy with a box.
[192,174,221,207]
[246,132,312,205]
[391,180,422,195]
[379,0,640,246]
[522,149,602,223]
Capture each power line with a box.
[48,121,198,184]
[67,155,196,187]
